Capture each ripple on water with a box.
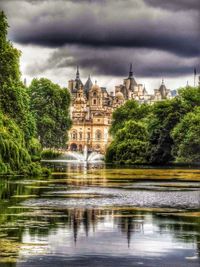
[21,187,200,209]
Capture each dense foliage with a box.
[0,12,70,175]
[106,86,200,165]
[110,100,151,136]
[41,149,62,159]
[106,120,148,164]
[0,111,30,173]
[0,11,41,175]
[29,78,72,149]
[172,106,200,163]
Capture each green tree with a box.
[0,11,21,87]
[178,86,200,110]
[172,107,200,163]
[147,98,187,164]
[106,120,148,164]
[0,11,36,143]
[29,78,72,149]
[0,11,43,175]
[0,111,31,173]
[110,100,150,135]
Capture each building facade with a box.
[68,65,172,154]
[68,68,113,154]
[114,64,172,104]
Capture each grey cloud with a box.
[0,0,199,58]
[144,0,200,11]
[1,0,199,81]
[25,45,198,78]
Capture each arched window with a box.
[70,143,77,151]
[95,130,101,141]
[93,99,97,105]
[93,92,97,97]
[71,130,77,140]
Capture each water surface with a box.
[0,164,200,266]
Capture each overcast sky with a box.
[0,0,199,92]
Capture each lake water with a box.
[0,163,200,267]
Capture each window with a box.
[87,132,90,140]
[79,132,82,140]
[93,92,97,97]
[93,99,96,105]
[72,131,77,140]
[95,130,101,141]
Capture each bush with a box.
[41,149,61,159]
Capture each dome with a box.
[90,83,101,92]
[115,91,124,100]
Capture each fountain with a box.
[42,145,104,163]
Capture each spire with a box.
[74,65,83,90]
[129,63,133,78]
[76,65,80,79]
[84,74,93,94]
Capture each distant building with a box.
[153,79,172,101]
[115,64,173,104]
[68,65,173,153]
[114,64,151,104]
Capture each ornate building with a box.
[68,65,173,153]
[68,67,113,154]
[114,64,172,104]
[114,64,150,104]
[153,79,172,101]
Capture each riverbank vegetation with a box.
[0,12,71,175]
[106,86,200,165]
[41,149,62,159]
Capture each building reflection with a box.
[0,174,199,264]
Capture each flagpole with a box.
[194,68,196,87]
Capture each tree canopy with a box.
[106,120,148,164]
[29,78,72,149]
[106,86,200,165]
[110,100,151,135]
[172,106,200,163]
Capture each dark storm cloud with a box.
[26,45,198,78]
[0,0,199,79]
[144,0,200,11]
[1,0,200,58]
[11,21,200,58]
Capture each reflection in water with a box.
[0,163,199,267]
